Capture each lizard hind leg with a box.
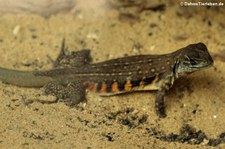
[54,39,92,68]
[44,81,86,106]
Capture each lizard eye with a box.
[183,56,198,66]
[189,57,198,65]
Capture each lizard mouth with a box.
[191,58,214,69]
[191,63,213,70]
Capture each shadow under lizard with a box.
[0,41,213,118]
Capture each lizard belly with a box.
[97,83,160,96]
[86,75,161,96]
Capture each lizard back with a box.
[37,53,177,95]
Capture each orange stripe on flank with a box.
[112,81,119,92]
[100,83,107,93]
[92,83,98,92]
[124,80,132,91]
[88,83,98,92]
[139,81,145,87]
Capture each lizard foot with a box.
[44,81,86,106]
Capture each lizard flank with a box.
[0,41,213,117]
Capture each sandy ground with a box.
[0,0,224,148]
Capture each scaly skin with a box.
[0,42,213,117]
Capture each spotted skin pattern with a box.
[0,41,213,118]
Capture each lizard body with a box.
[0,41,213,117]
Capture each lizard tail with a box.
[0,67,53,87]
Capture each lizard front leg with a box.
[155,87,167,118]
[155,74,174,118]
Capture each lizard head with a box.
[174,43,214,78]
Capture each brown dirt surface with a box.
[0,0,224,148]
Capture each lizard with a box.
[0,40,213,118]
